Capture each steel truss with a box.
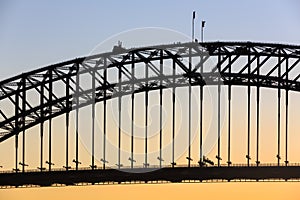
[1,41,300,171]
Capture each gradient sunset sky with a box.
[1,0,300,199]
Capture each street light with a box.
[157,156,164,162]
[45,161,55,167]
[198,160,205,167]
[100,158,108,164]
[157,157,164,168]
[72,159,82,165]
[13,168,20,172]
[128,157,136,167]
[186,157,193,161]
[37,167,46,171]
[115,163,123,168]
[203,156,214,166]
[171,162,177,167]
[143,163,150,168]
[19,162,29,167]
[63,166,71,170]
[89,165,97,169]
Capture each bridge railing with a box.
[1,163,300,174]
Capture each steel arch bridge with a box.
[1,41,300,187]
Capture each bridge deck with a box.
[1,166,300,187]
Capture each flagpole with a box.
[192,11,195,42]
[201,21,205,43]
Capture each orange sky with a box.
[1,182,299,200]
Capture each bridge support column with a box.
[227,85,232,166]
[285,59,289,166]
[91,70,96,170]
[15,134,18,173]
[199,83,203,166]
[171,59,176,168]
[199,50,204,167]
[285,89,289,166]
[48,71,53,171]
[217,79,221,167]
[256,57,260,166]
[256,88,260,166]
[159,50,163,168]
[226,56,232,166]
[75,69,79,171]
[118,63,122,169]
[217,50,222,167]
[247,55,251,167]
[65,76,70,171]
[22,78,26,173]
[103,59,107,170]
[15,91,19,173]
[188,47,192,167]
[40,84,44,172]
[130,53,135,169]
[144,63,149,168]
[277,56,281,166]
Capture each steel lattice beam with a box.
[1,41,300,144]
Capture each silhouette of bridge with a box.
[1,41,300,187]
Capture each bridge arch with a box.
[1,42,300,141]
[0,41,300,177]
